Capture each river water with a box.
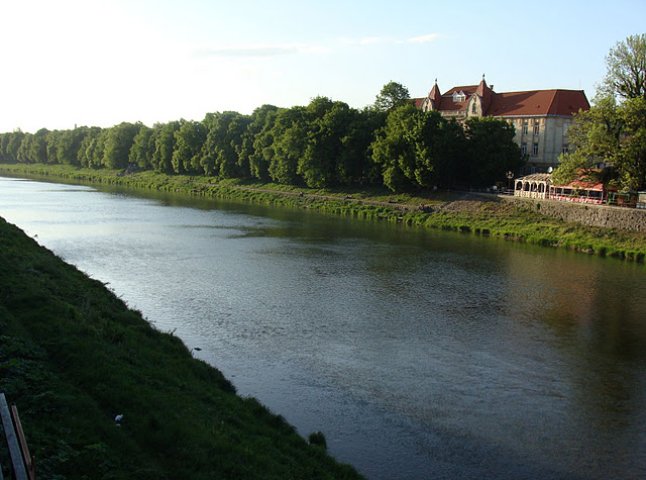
[1,176,645,479]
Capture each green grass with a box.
[0,217,363,480]
[1,163,646,262]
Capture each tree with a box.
[200,112,249,178]
[246,105,279,181]
[151,121,180,173]
[172,120,206,174]
[336,108,386,186]
[268,107,309,184]
[77,127,103,167]
[103,122,140,169]
[373,81,410,112]
[463,117,522,186]
[601,34,646,100]
[552,96,646,191]
[297,97,354,188]
[371,104,454,192]
[129,125,154,169]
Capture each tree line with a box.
[0,88,522,192]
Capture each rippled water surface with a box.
[2,176,646,479]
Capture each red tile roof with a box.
[424,81,589,117]
[488,90,589,117]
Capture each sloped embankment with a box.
[0,217,362,480]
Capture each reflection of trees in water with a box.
[505,247,646,473]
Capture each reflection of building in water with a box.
[414,76,590,171]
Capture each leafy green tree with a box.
[614,97,646,190]
[172,120,206,174]
[247,105,280,180]
[373,81,411,112]
[16,133,33,163]
[297,97,354,188]
[601,34,646,100]
[372,104,461,191]
[77,128,102,167]
[103,122,141,169]
[553,96,646,190]
[5,130,25,163]
[268,107,309,184]
[128,125,154,169]
[45,130,61,164]
[30,128,50,164]
[200,112,249,177]
[0,133,10,162]
[151,121,180,173]
[463,117,522,186]
[336,108,386,185]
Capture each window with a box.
[521,143,527,156]
[533,121,540,136]
[532,142,539,156]
[522,120,528,134]
[562,144,569,154]
[471,101,477,114]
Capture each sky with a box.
[1,0,645,133]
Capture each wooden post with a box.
[0,394,28,480]
[10,406,34,480]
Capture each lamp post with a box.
[506,171,514,194]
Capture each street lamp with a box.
[506,171,514,194]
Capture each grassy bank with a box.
[0,217,362,479]
[1,163,646,262]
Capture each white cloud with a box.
[407,33,442,44]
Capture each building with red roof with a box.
[416,76,590,170]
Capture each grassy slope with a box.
[1,163,645,262]
[0,217,362,480]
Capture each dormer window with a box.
[453,91,466,103]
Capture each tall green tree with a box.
[247,105,279,181]
[128,125,154,169]
[463,117,522,186]
[336,108,386,186]
[31,128,50,164]
[268,107,309,185]
[601,33,646,100]
[371,104,462,191]
[103,122,140,169]
[553,96,646,190]
[77,127,103,167]
[373,81,411,112]
[172,120,206,174]
[297,97,354,188]
[5,130,25,163]
[151,121,180,173]
[200,112,249,177]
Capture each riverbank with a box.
[1,163,646,262]
[0,217,362,479]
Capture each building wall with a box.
[501,115,572,171]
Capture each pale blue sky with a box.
[1,0,644,132]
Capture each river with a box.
[1,176,645,479]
